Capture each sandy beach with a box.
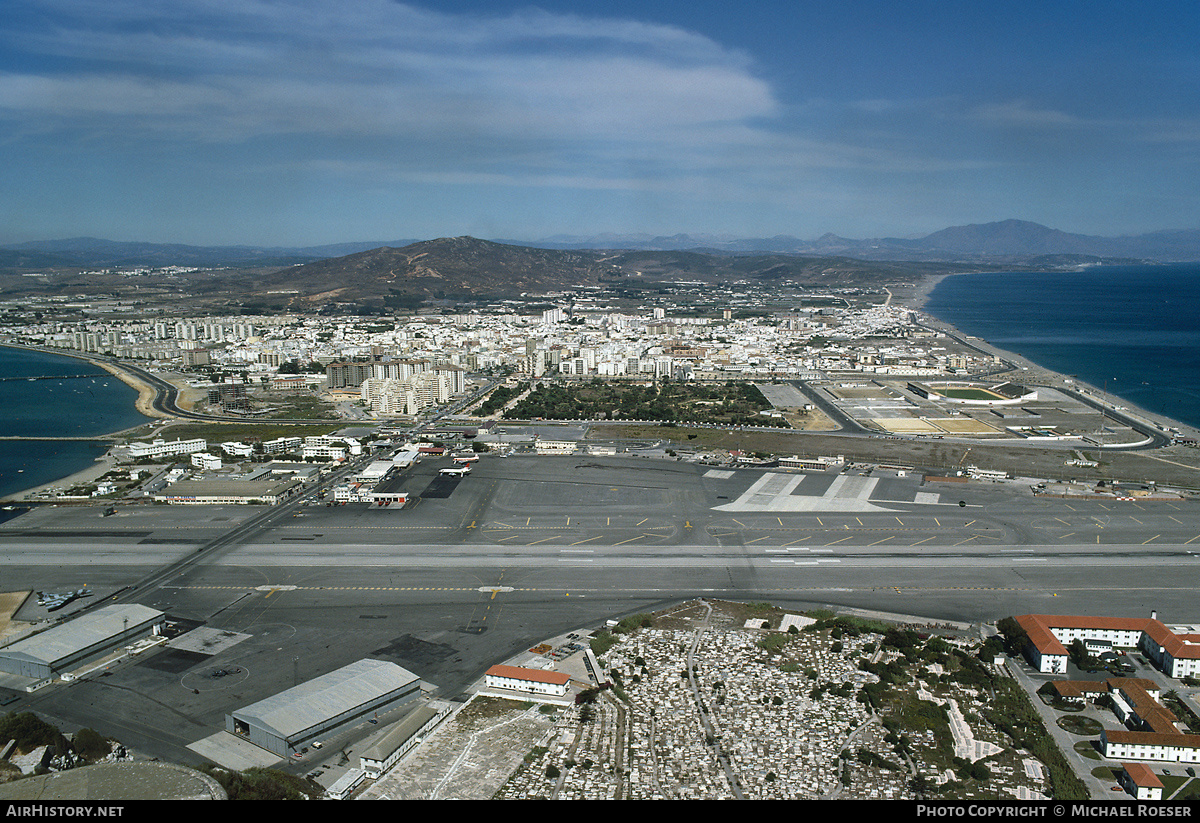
[95,360,170,419]
[896,273,1200,442]
[886,272,952,312]
[3,453,120,502]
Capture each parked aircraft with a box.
[36,587,93,611]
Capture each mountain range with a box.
[4,220,1200,269]
[512,220,1200,261]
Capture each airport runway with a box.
[2,454,1198,767]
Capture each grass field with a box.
[936,387,1005,400]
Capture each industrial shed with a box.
[359,702,451,779]
[0,604,165,680]
[226,659,422,758]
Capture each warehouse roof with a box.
[0,604,163,666]
[232,659,420,739]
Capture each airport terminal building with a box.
[226,659,423,757]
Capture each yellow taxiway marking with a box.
[745,536,770,544]
[1186,535,1200,545]
[732,518,747,527]
[528,537,556,545]
[1142,535,1160,545]
[636,518,649,526]
[1169,515,1183,524]
[868,536,893,546]
[934,518,941,527]
[826,535,853,546]
[615,535,645,545]
[777,517,784,527]
[781,537,811,546]
[911,536,936,546]
[895,517,904,525]
[570,535,603,546]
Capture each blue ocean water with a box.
[923,263,1200,431]
[0,346,152,500]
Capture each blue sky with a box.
[1,0,1198,246]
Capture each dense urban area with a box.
[1,263,1199,802]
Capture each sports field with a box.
[936,387,1005,400]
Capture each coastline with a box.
[94,360,170,419]
[2,453,119,503]
[894,272,1200,442]
[0,344,170,502]
[0,342,168,421]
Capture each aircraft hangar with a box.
[225,658,423,758]
[0,604,166,680]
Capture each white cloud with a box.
[0,0,776,144]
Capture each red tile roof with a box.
[485,664,571,685]
[1014,614,1200,660]
[1122,763,1163,788]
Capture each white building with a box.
[127,439,207,460]
[484,664,571,697]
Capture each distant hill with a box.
[3,220,1196,306]
[244,237,996,308]
[250,236,619,307]
[6,220,1198,270]
[519,220,1200,261]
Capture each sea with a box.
[922,263,1200,432]
[0,346,151,503]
